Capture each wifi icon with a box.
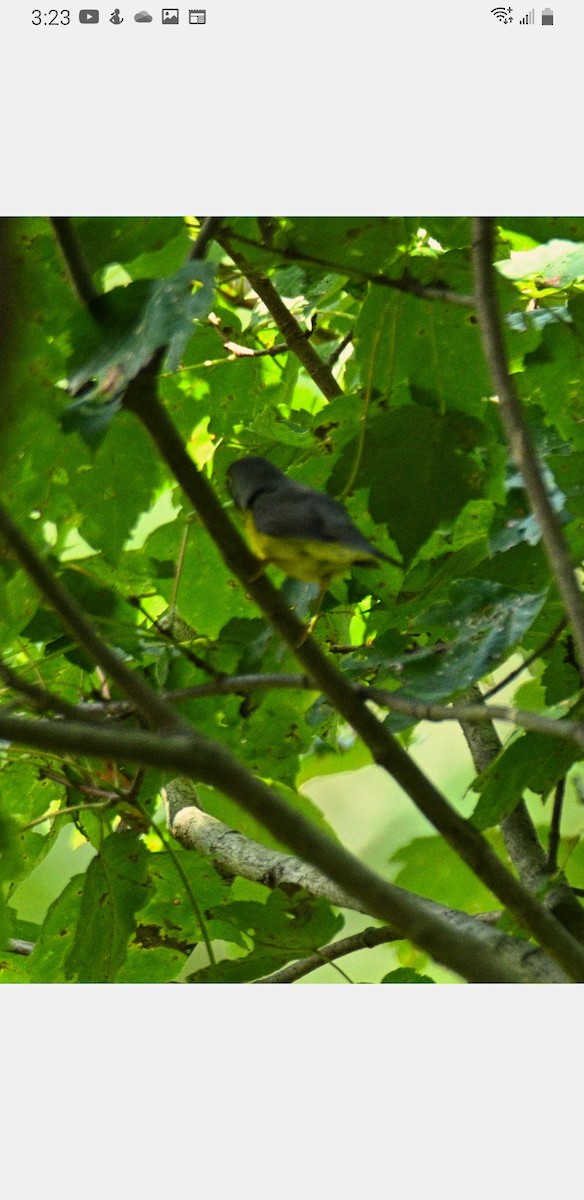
[491,5,513,21]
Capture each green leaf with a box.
[28,874,85,982]
[519,322,584,450]
[353,289,491,422]
[67,410,162,560]
[0,814,25,885]
[331,406,487,562]
[143,517,253,638]
[188,950,289,984]
[381,968,435,983]
[140,845,231,943]
[471,732,581,831]
[115,944,187,982]
[71,217,188,275]
[189,890,343,982]
[372,579,547,705]
[62,831,151,981]
[64,261,215,446]
[390,835,504,911]
[227,216,409,278]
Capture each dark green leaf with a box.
[471,732,581,831]
[381,968,435,983]
[63,832,150,981]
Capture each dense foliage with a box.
[3,215,584,983]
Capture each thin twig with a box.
[74,666,584,754]
[547,778,566,875]
[207,313,288,359]
[0,657,95,722]
[221,227,475,307]
[481,617,569,699]
[22,798,114,831]
[170,520,190,618]
[256,925,400,984]
[326,329,354,368]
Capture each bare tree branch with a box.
[472,217,584,675]
[365,686,584,750]
[216,232,344,402]
[166,783,569,983]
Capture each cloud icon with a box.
[134,9,152,19]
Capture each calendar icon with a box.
[189,8,206,20]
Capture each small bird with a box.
[227,456,399,624]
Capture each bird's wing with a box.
[251,484,384,558]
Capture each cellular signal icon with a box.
[491,6,513,22]
[519,7,534,20]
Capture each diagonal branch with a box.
[216,231,344,402]
[472,217,584,674]
[51,217,99,310]
[0,502,186,732]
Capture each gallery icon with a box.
[161,6,178,20]
[79,8,99,20]
[134,7,152,16]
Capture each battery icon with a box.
[541,7,553,22]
